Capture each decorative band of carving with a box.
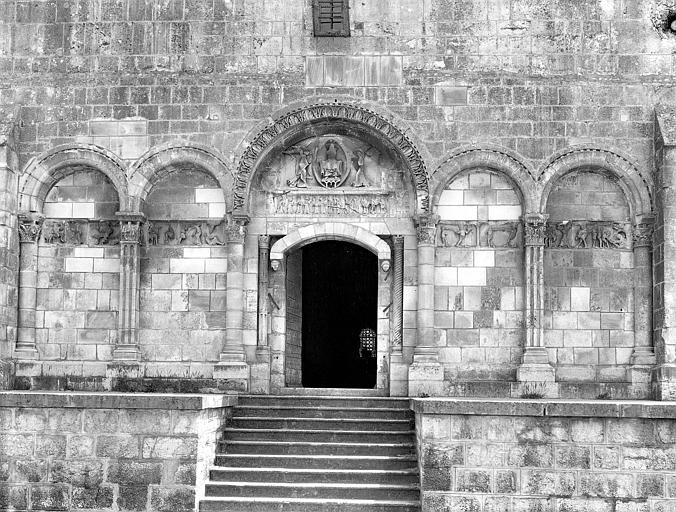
[144,220,226,246]
[524,214,548,246]
[18,213,45,243]
[439,221,522,248]
[40,219,118,246]
[545,220,632,250]
[234,102,429,213]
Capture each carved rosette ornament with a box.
[415,214,439,245]
[633,221,653,248]
[524,214,548,246]
[18,213,44,243]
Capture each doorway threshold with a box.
[279,387,388,397]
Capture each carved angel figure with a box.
[351,150,369,187]
[284,146,312,188]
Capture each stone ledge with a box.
[0,391,238,410]
[411,397,676,419]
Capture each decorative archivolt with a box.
[128,142,233,211]
[234,102,430,215]
[430,145,537,213]
[19,143,128,213]
[538,145,653,219]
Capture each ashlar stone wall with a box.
[544,170,636,387]
[435,169,525,392]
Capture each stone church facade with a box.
[0,0,675,402]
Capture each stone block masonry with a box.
[0,392,235,512]
[414,398,676,511]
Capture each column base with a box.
[631,347,657,365]
[389,353,409,397]
[214,361,250,392]
[408,360,444,397]
[14,347,38,360]
[250,347,271,394]
[112,345,141,361]
[651,364,676,400]
[218,350,246,363]
[106,362,143,379]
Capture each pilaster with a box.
[390,235,407,396]
[517,213,555,384]
[214,214,250,391]
[15,212,44,360]
[409,214,443,396]
[251,234,271,394]
[112,212,144,363]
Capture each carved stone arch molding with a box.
[430,145,537,213]
[233,100,430,215]
[128,142,234,212]
[538,145,654,219]
[19,143,129,213]
[270,222,391,265]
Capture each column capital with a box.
[633,218,654,248]
[258,234,270,249]
[116,212,146,244]
[18,212,45,243]
[414,214,439,245]
[392,234,405,248]
[524,213,549,246]
[227,214,250,243]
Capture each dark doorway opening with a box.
[301,241,377,388]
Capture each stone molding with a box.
[411,397,676,418]
[233,101,430,214]
[269,222,391,263]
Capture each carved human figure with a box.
[316,139,345,188]
[285,146,311,188]
[574,223,589,248]
[351,150,369,187]
[93,220,115,245]
[67,222,83,245]
[163,224,175,245]
[203,222,225,245]
[147,222,159,246]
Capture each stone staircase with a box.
[199,395,420,512]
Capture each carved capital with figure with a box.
[116,212,146,244]
[524,213,548,246]
[227,215,250,243]
[414,214,439,245]
[18,213,44,243]
[633,220,654,248]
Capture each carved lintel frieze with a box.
[268,191,397,217]
[524,214,548,247]
[438,220,522,249]
[227,215,250,243]
[414,214,439,245]
[632,221,654,248]
[18,213,44,243]
[42,220,86,245]
[545,219,632,250]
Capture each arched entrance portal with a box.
[298,241,377,388]
[268,223,392,392]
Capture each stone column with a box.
[517,213,555,383]
[408,215,444,396]
[631,219,656,390]
[390,235,408,395]
[250,234,271,394]
[15,213,44,359]
[214,215,250,391]
[112,212,144,362]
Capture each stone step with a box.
[277,387,390,397]
[214,454,418,470]
[238,395,410,409]
[233,405,414,420]
[208,467,419,485]
[229,416,414,431]
[223,428,415,443]
[204,482,420,501]
[219,440,415,456]
[199,497,420,512]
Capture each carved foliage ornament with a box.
[234,103,429,212]
[18,214,44,243]
[632,222,653,248]
[415,215,439,244]
[524,215,548,246]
